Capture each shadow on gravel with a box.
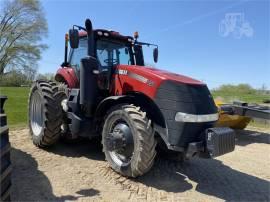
[46,138,105,161]
[137,157,270,201]
[43,137,269,201]
[135,159,193,193]
[183,159,270,201]
[11,147,100,201]
[235,129,270,146]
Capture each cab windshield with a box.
[96,39,134,67]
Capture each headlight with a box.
[175,112,218,123]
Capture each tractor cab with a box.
[68,30,135,91]
[64,25,158,89]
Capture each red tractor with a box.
[28,19,235,177]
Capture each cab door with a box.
[96,39,133,93]
[69,38,88,79]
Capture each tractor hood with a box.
[114,64,216,150]
[114,64,209,99]
[116,65,204,86]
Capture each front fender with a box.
[94,94,171,149]
[94,95,130,118]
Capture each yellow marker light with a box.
[65,33,69,41]
[134,31,139,39]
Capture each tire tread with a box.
[28,80,66,147]
[103,104,157,177]
[0,100,11,201]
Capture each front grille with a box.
[154,81,217,148]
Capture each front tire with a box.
[28,81,64,147]
[102,104,157,177]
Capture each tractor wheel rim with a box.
[30,92,44,136]
[109,121,134,167]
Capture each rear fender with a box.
[55,67,79,88]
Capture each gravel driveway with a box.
[9,126,270,201]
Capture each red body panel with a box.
[55,67,79,88]
[55,64,205,99]
[112,65,205,99]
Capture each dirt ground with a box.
[9,126,270,202]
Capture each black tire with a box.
[52,82,70,139]
[1,96,11,201]
[28,80,65,147]
[102,104,157,177]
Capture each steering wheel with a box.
[104,59,118,65]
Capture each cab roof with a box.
[79,29,134,41]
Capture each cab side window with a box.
[70,38,87,72]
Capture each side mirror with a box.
[69,29,79,49]
[153,47,158,63]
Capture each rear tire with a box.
[28,80,65,147]
[1,96,11,201]
[102,104,157,177]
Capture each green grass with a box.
[0,87,30,127]
[0,86,269,129]
[211,91,270,104]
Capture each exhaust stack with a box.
[79,19,99,117]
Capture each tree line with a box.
[0,0,47,86]
[0,70,54,86]
[212,84,270,95]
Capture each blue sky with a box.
[39,0,269,89]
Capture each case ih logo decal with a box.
[128,72,148,83]
[116,69,155,87]
[117,69,128,75]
